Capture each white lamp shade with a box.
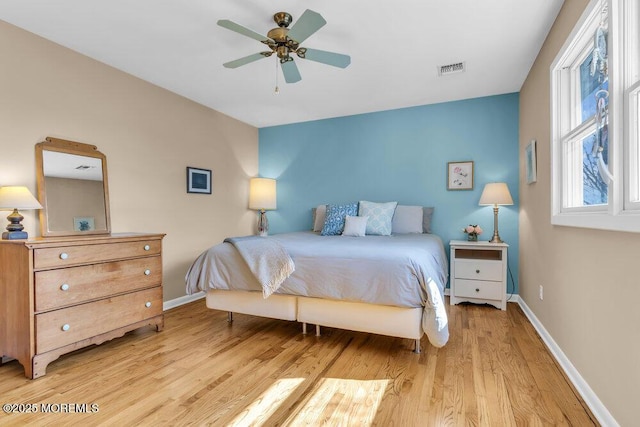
[0,186,43,210]
[479,182,513,206]
[249,178,277,211]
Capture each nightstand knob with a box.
[144,245,150,251]
[145,302,152,308]
[475,288,480,292]
[60,252,69,260]
[60,283,70,291]
[144,269,151,276]
[61,324,70,331]
[475,269,480,274]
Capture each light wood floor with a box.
[0,298,597,426]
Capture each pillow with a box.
[358,201,398,236]
[392,205,424,234]
[312,204,327,232]
[342,215,368,237]
[321,202,359,236]
[422,207,434,234]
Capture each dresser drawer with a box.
[35,287,162,353]
[455,259,503,281]
[35,256,162,312]
[33,240,161,269]
[454,279,503,300]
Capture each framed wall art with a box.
[73,216,95,232]
[447,161,474,190]
[525,140,537,184]
[187,167,212,194]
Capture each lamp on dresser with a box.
[249,177,277,236]
[478,182,513,244]
[0,186,43,240]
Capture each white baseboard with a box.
[517,298,618,427]
[163,291,205,311]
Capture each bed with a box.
[185,229,449,352]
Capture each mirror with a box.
[35,137,111,237]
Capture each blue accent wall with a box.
[259,93,519,293]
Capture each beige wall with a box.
[0,20,258,301]
[520,2,639,425]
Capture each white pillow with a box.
[358,201,397,235]
[342,215,368,237]
[392,205,424,234]
[312,204,327,232]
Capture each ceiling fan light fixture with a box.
[218,9,351,85]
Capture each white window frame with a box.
[551,0,640,232]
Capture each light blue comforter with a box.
[186,231,449,347]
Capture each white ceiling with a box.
[0,1,564,128]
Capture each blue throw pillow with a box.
[321,202,359,236]
[358,201,398,235]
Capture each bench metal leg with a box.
[302,322,307,335]
[227,312,233,323]
[413,339,421,354]
[315,325,321,337]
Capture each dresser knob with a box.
[144,245,150,251]
[144,269,151,276]
[145,302,152,308]
[475,269,480,274]
[60,252,69,260]
[60,283,70,291]
[475,288,480,292]
[61,324,70,331]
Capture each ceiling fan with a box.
[218,9,351,84]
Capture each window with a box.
[551,0,640,232]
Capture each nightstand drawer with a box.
[455,279,503,300]
[35,256,162,312]
[35,287,162,353]
[455,259,503,281]
[33,240,161,269]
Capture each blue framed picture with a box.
[187,167,212,194]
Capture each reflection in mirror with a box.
[36,137,111,237]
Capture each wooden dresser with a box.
[0,233,164,379]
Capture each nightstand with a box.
[449,240,508,310]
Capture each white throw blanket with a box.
[223,236,295,298]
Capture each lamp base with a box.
[488,235,504,244]
[2,231,28,240]
[488,206,505,244]
[257,210,269,237]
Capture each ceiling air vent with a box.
[438,62,465,76]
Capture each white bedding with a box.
[186,231,449,347]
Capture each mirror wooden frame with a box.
[35,137,111,237]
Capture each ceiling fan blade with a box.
[281,60,302,83]
[300,48,351,68]
[223,52,269,69]
[287,9,326,44]
[217,19,268,42]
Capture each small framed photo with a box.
[73,216,95,232]
[187,167,212,194]
[526,140,537,184]
[447,161,474,190]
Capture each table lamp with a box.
[0,186,43,240]
[478,182,513,243]
[249,178,277,236]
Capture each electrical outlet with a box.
[539,285,544,300]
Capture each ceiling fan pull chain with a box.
[274,57,280,94]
